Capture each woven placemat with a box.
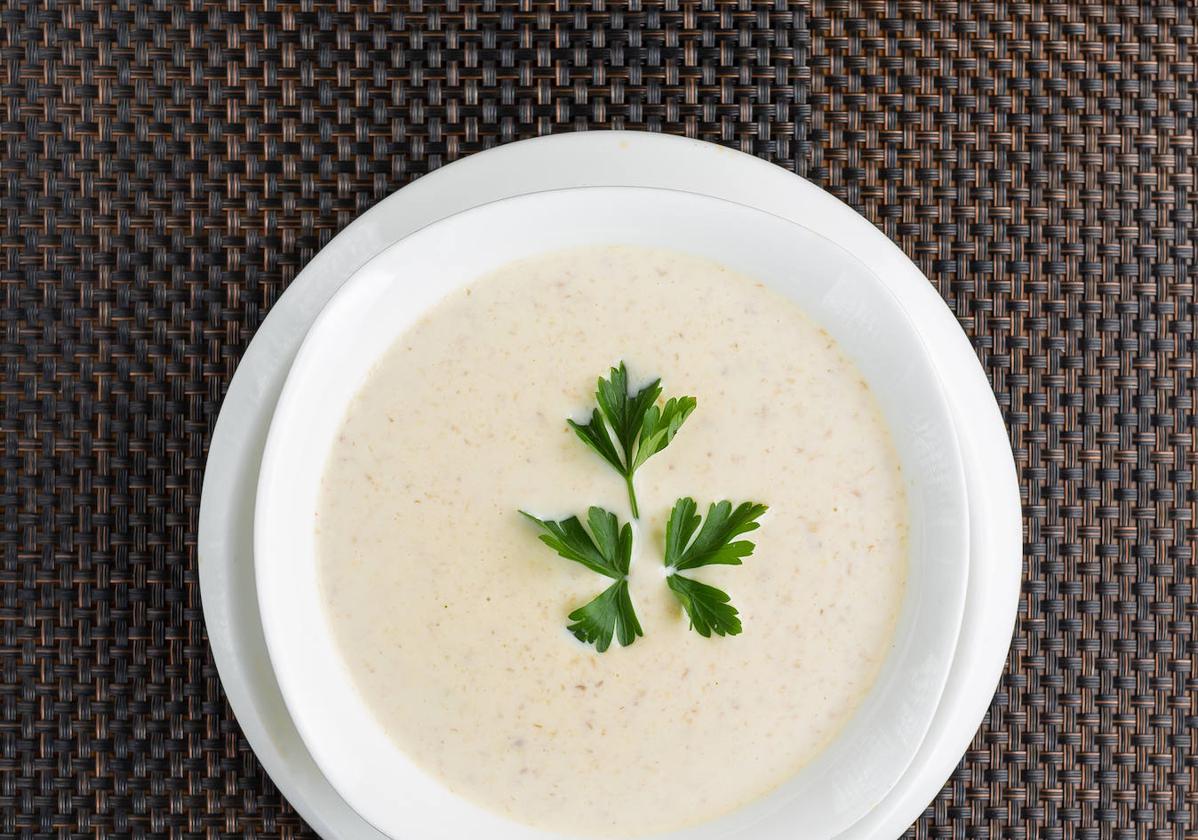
[2,1,1195,837]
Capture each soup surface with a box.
[317,246,908,836]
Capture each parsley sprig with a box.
[568,362,695,518]
[520,507,643,652]
[521,364,767,651]
[663,497,768,637]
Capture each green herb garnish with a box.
[567,362,695,518]
[523,364,768,652]
[520,507,643,652]
[663,497,768,637]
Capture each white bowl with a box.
[255,187,970,840]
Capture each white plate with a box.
[197,131,1020,840]
[255,188,970,840]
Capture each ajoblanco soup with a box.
[317,246,908,836]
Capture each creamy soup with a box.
[316,246,908,836]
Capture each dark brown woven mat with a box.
[2,1,1195,837]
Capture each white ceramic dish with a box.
[254,187,970,840]
[197,130,1021,840]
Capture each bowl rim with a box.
[254,185,971,840]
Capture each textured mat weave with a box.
[2,1,1196,838]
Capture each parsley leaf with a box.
[567,579,642,652]
[520,507,632,579]
[664,497,768,570]
[666,574,742,638]
[595,362,662,460]
[664,497,768,637]
[632,396,697,471]
[567,362,696,517]
[520,507,642,651]
[566,408,623,477]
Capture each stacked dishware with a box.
[199,132,1020,840]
